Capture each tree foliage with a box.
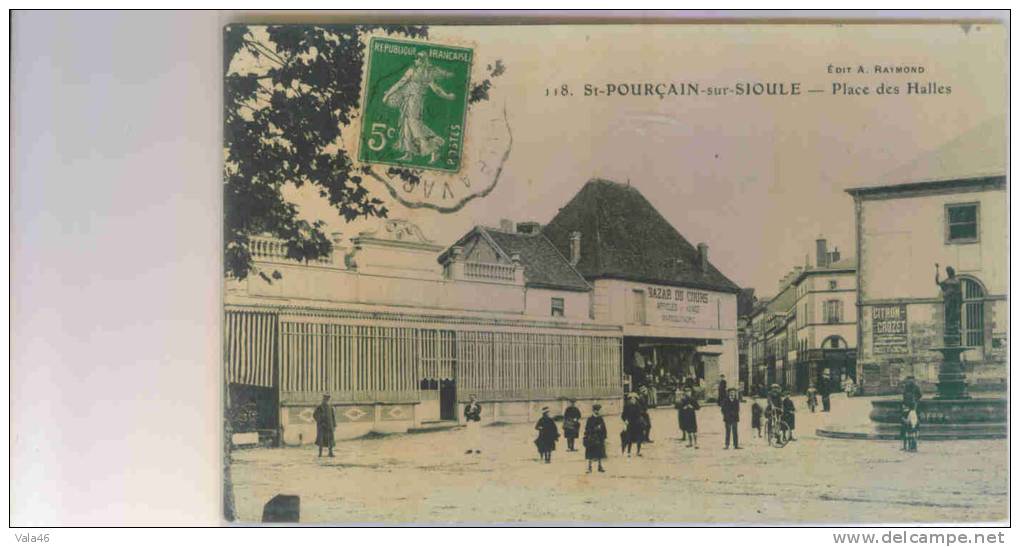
[224,25,500,281]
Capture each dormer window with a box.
[551,297,565,317]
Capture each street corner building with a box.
[847,174,1007,395]
[223,178,741,444]
[541,179,741,406]
[747,238,859,394]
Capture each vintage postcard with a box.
[222,22,1007,524]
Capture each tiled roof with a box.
[542,179,741,293]
[481,228,590,292]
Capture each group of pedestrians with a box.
[523,376,803,471]
[308,382,807,466]
[532,399,608,473]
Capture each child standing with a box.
[583,404,607,473]
[563,399,582,451]
[750,396,763,438]
[901,405,920,452]
[677,386,700,449]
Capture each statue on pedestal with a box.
[935,264,963,346]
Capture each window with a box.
[829,280,838,290]
[961,278,985,348]
[824,300,843,324]
[629,290,647,324]
[946,203,979,243]
[551,297,565,317]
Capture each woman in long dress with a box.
[534,407,559,463]
[583,404,607,473]
[382,52,455,164]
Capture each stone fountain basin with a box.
[817,396,1007,440]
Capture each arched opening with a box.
[960,276,986,348]
[821,335,848,349]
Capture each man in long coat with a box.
[313,393,336,457]
[782,391,797,442]
[819,373,832,412]
[720,387,741,449]
[638,386,653,443]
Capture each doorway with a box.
[439,379,457,421]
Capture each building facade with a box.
[542,179,742,404]
[225,219,623,445]
[224,179,744,442]
[736,288,757,394]
[748,239,858,394]
[847,176,1007,394]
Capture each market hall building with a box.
[224,218,622,444]
[224,179,741,443]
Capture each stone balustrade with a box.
[463,261,516,282]
[250,235,338,267]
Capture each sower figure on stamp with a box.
[382,51,456,164]
[583,404,607,474]
[464,394,483,455]
[534,407,560,463]
[563,399,582,452]
[313,394,336,458]
[721,387,741,449]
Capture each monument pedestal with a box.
[818,344,1006,441]
[933,344,969,400]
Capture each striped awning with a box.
[224,311,276,387]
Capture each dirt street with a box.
[230,395,1007,524]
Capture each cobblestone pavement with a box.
[229,395,1008,524]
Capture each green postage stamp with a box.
[359,37,474,173]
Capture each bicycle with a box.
[765,406,791,448]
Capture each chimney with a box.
[816,237,828,268]
[516,221,541,235]
[569,231,582,266]
[697,243,709,274]
[499,219,514,232]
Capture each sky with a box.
[275,23,1007,297]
